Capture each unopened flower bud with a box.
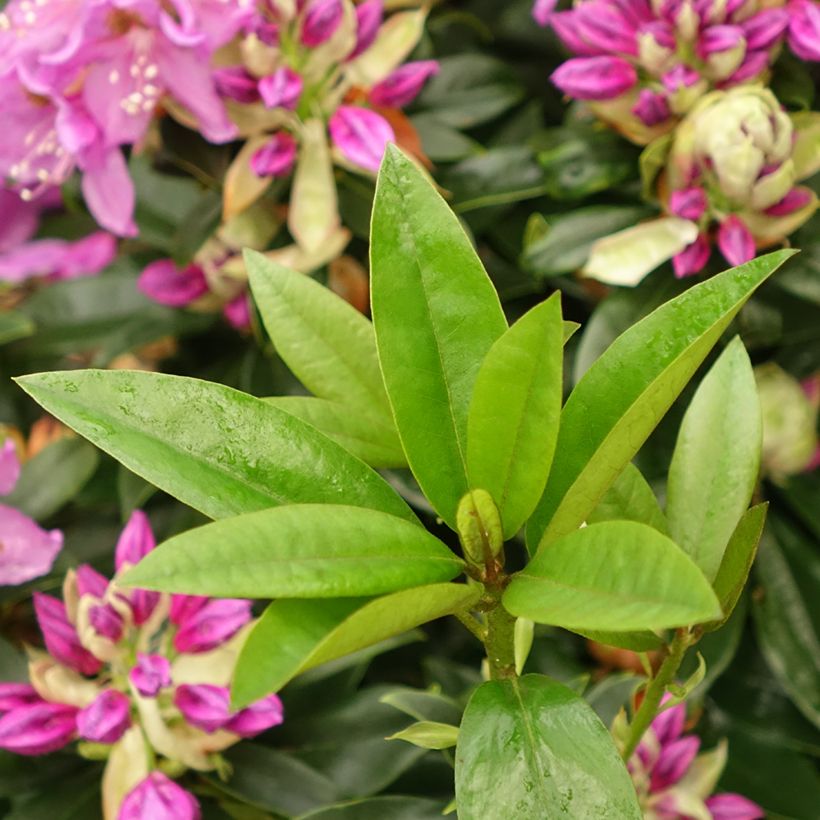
[0,701,77,755]
[77,689,130,744]
[765,186,813,217]
[673,233,711,278]
[552,56,638,100]
[717,215,755,266]
[350,0,383,57]
[225,693,284,737]
[789,0,820,61]
[369,61,439,108]
[129,653,172,697]
[532,0,557,26]
[328,106,394,172]
[637,22,676,73]
[115,511,155,571]
[574,4,639,56]
[173,598,251,654]
[258,67,303,110]
[704,794,765,820]
[76,564,109,599]
[0,682,41,712]
[118,771,201,820]
[138,261,209,308]
[174,684,231,733]
[669,187,707,220]
[213,67,261,104]
[300,0,343,47]
[742,9,789,50]
[456,489,504,565]
[250,132,298,178]
[88,603,124,642]
[169,594,209,625]
[651,736,700,790]
[33,592,102,676]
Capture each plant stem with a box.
[621,628,692,761]
[485,603,517,680]
[455,609,487,642]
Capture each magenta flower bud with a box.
[650,696,685,744]
[0,683,41,712]
[250,132,298,178]
[369,61,439,108]
[328,106,395,172]
[673,234,711,278]
[129,653,172,697]
[662,63,700,92]
[350,0,383,58]
[575,3,639,56]
[223,294,252,330]
[765,187,813,217]
[651,735,700,790]
[532,0,558,26]
[173,684,231,733]
[88,603,124,641]
[788,0,820,61]
[225,693,284,737]
[742,9,789,50]
[723,49,769,85]
[698,24,744,57]
[214,67,261,104]
[641,20,676,50]
[33,593,102,677]
[173,598,252,654]
[610,0,653,27]
[76,564,109,599]
[139,261,209,308]
[0,439,20,496]
[300,0,343,47]
[718,215,756,266]
[552,56,638,100]
[632,89,671,126]
[169,594,209,625]
[258,68,303,110]
[118,771,201,820]
[705,793,765,819]
[77,689,130,744]
[669,187,708,220]
[115,511,156,571]
[551,11,603,56]
[0,702,78,755]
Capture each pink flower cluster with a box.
[629,696,763,819]
[0,438,63,585]
[535,0,820,141]
[0,0,251,236]
[0,510,283,819]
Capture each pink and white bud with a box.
[328,106,395,172]
[637,21,676,73]
[632,89,671,126]
[532,0,558,26]
[369,61,439,108]
[88,603,125,642]
[574,3,640,56]
[722,49,769,85]
[673,233,711,277]
[173,684,231,733]
[742,9,789,50]
[169,594,209,625]
[33,593,102,677]
[250,132,298,178]
[225,693,284,737]
[788,0,820,61]
[77,689,130,744]
[0,701,77,755]
[138,261,209,308]
[129,653,172,698]
[697,24,745,57]
[214,67,261,104]
[705,793,765,819]
[551,56,638,100]
[118,771,201,820]
[765,187,814,217]
[173,598,252,654]
[669,187,708,220]
[115,511,155,571]
[258,68,303,110]
[0,439,20,496]
[76,564,109,599]
[350,0,383,58]
[0,683,41,712]
[300,0,343,47]
[662,63,700,92]
[717,215,756,266]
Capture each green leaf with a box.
[0,311,34,346]
[387,721,459,749]
[3,438,98,521]
[667,338,762,581]
[15,370,414,522]
[121,505,462,598]
[706,503,767,631]
[639,134,673,200]
[231,583,479,708]
[527,250,795,552]
[265,396,405,468]
[455,675,641,819]
[572,628,664,652]
[505,522,722,632]
[299,796,448,820]
[246,253,390,415]
[587,462,668,535]
[371,145,507,528]
[466,295,563,538]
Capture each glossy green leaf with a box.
[370,145,507,528]
[121,505,462,598]
[265,396,405,468]
[505,522,722,632]
[455,675,641,819]
[466,295,563,538]
[246,253,390,415]
[706,503,767,631]
[573,628,664,652]
[231,583,479,708]
[15,370,414,522]
[387,721,459,749]
[667,338,762,581]
[587,462,668,535]
[527,250,794,552]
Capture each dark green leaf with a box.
[298,796,447,819]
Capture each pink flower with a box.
[532,0,558,26]
[225,693,284,737]
[328,105,395,172]
[88,603,125,642]
[669,187,708,221]
[77,689,130,744]
[300,0,344,47]
[632,89,670,127]
[0,231,116,284]
[717,215,756,266]
[369,61,439,108]
[350,0,383,58]
[129,653,172,698]
[250,131,298,177]
[213,67,261,104]
[169,594,209,625]
[705,794,766,819]
[258,67,303,110]
[223,293,252,330]
[138,260,209,307]
[114,510,160,625]
[789,0,820,61]
[118,771,201,820]
[0,701,78,755]
[172,598,252,654]
[76,564,109,599]
[765,187,814,217]
[33,592,102,676]
[173,684,231,733]
[551,56,638,100]
[0,683,41,712]
[673,234,711,278]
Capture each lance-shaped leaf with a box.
[466,295,563,539]
[371,145,507,528]
[15,370,414,522]
[455,675,641,819]
[504,521,722,632]
[121,505,463,598]
[587,462,668,534]
[527,250,795,553]
[246,253,391,416]
[666,337,762,581]
[231,583,479,708]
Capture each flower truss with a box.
[0,510,283,820]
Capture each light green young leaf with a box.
[666,337,762,581]
[387,721,459,750]
[505,521,722,632]
[246,253,390,416]
[121,505,462,598]
[15,370,414,522]
[466,294,563,539]
[455,675,641,819]
[527,250,795,553]
[370,145,507,528]
[231,583,479,708]
[587,462,668,534]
